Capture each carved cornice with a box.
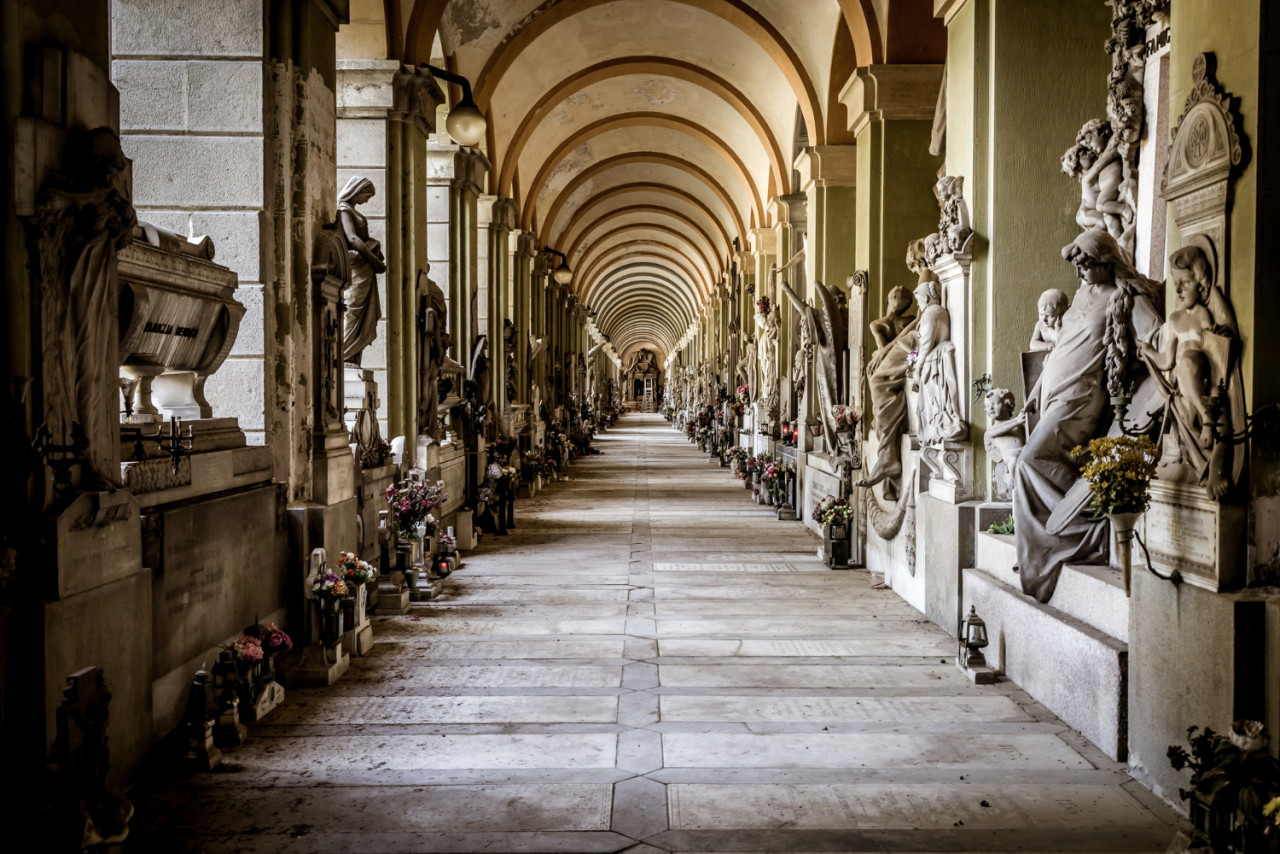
[839,64,944,137]
[1163,52,1245,201]
[793,145,857,192]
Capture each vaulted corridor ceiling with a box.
[340,0,943,361]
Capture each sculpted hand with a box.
[1022,396,1038,416]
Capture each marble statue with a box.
[754,304,779,429]
[417,269,448,441]
[502,319,518,402]
[1137,243,1244,500]
[857,286,919,502]
[1014,230,1162,603]
[913,279,966,445]
[1030,288,1070,351]
[337,176,385,367]
[923,175,974,266]
[34,127,137,489]
[1061,120,1128,246]
[467,335,492,438]
[734,335,756,398]
[778,276,847,446]
[983,388,1025,499]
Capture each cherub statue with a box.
[1029,288,1069,351]
[1137,243,1244,500]
[1062,118,1129,246]
[983,387,1025,500]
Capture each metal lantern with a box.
[960,605,989,669]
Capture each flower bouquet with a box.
[833,406,860,432]
[906,348,920,375]
[337,551,375,587]
[736,385,750,405]
[384,479,448,540]
[756,295,771,316]
[1073,435,1158,516]
[311,572,349,601]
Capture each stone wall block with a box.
[187,60,263,132]
[113,60,186,131]
[204,358,265,429]
[125,136,264,208]
[427,222,450,261]
[231,285,264,355]
[188,210,262,281]
[337,119,388,167]
[112,0,263,57]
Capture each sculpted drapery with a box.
[1013,231,1162,603]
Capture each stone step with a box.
[974,531,1128,644]
[962,565,1127,761]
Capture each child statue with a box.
[1137,243,1243,500]
[1029,288,1069,351]
[983,388,1025,500]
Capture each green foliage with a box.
[987,516,1015,535]
[1168,723,1280,846]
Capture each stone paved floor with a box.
[130,414,1184,853]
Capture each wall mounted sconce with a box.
[421,65,486,147]
[544,247,573,285]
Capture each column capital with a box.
[337,61,445,137]
[794,145,857,192]
[839,64,943,137]
[748,228,777,256]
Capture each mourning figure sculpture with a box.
[35,127,137,489]
[857,285,919,501]
[1013,230,1161,603]
[778,276,847,448]
[337,176,386,367]
[913,278,966,445]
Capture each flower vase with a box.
[395,541,413,575]
[1108,511,1142,597]
[339,593,357,631]
[318,597,343,644]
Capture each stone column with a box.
[940,0,1111,496]
[336,61,441,441]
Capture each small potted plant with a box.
[1168,721,1280,852]
[1073,435,1158,595]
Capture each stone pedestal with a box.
[284,641,349,687]
[375,571,412,615]
[455,510,478,550]
[341,585,375,657]
[921,440,974,503]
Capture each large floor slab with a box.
[129,414,1184,852]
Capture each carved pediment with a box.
[1163,53,1245,203]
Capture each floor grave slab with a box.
[657,638,953,657]
[344,664,622,687]
[658,694,1035,724]
[658,663,966,688]
[662,732,1094,770]
[667,782,1163,831]
[267,694,618,724]
[221,733,619,774]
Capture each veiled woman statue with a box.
[913,279,965,444]
[1014,230,1162,603]
[337,176,386,367]
[857,286,919,501]
[417,269,448,441]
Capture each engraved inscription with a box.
[1145,496,1216,569]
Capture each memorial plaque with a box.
[1144,481,1243,591]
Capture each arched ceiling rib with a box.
[386,0,898,357]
